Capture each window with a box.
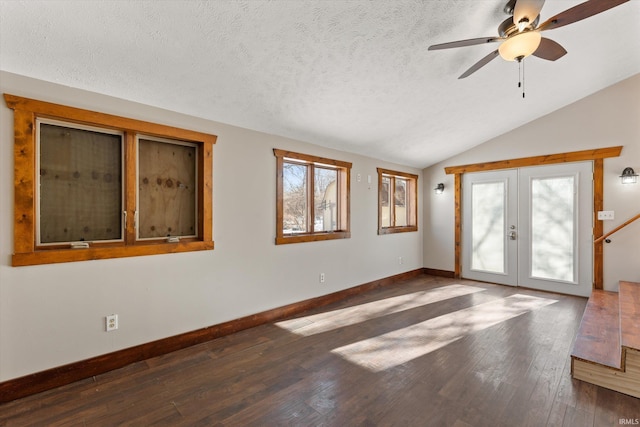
[5,94,215,266]
[137,136,198,240]
[37,120,124,245]
[377,168,418,234]
[274,149,351,244]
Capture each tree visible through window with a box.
[275,149,351,244]
[314,167,338,232]
[283,162,307,233]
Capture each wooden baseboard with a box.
[423,268,455,278]
[0,268,424,403]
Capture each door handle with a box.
[508,231,517,240]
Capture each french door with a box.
[462,162,593,297]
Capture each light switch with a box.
[597,211,614,220]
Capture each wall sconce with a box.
[434,183,445,194]
[620,167,638,184]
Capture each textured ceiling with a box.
[1,0,639,168]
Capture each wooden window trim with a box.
[377,168,418,235]
[444,146,623,289]
[274,149,351,245]
[4,94,216,266]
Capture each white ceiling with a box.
[1,0,639,168]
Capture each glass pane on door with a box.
[530,176,575,282]
[471,181,505,273]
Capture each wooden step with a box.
[571,282,640,398]
[570,290,621,369]
[620,281,640,351]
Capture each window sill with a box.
[276,231,351,245]
[12,241,214,266]
[378,226,418,235]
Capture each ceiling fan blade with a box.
[513,0,545,28]
[533,37,567,61]
[538,0,630,31]
[458,50,499,79]
[428,37,501,51]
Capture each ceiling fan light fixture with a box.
[498,31,542,61]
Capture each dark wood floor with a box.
[1,275,638,426]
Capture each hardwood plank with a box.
[500,297,583,425]
[593,385,640,427]
[2,277,638,426]
[570,290,622,369]
[554,355,598,415]
[561,405,594,427]
[546,395,570,426]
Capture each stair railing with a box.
[594,212,640,244]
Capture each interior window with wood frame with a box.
[274,149,351,244]
[377,168,418,234]
[4,94,216,266]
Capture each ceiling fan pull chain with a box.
[518,59,522,90]
[522,59,526,99]
[517,58,525,98]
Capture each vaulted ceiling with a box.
[1,0,639,168]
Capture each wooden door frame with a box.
[444,146,623,290]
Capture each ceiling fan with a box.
[428,0,630,79]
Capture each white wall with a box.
[423,73,640,292]
[0,71,423,382]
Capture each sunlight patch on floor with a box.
[331,294,557,372]
[276,284,486,336]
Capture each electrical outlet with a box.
[398,256,403,265]
[106,314,118,332]
[320,273,325,283]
